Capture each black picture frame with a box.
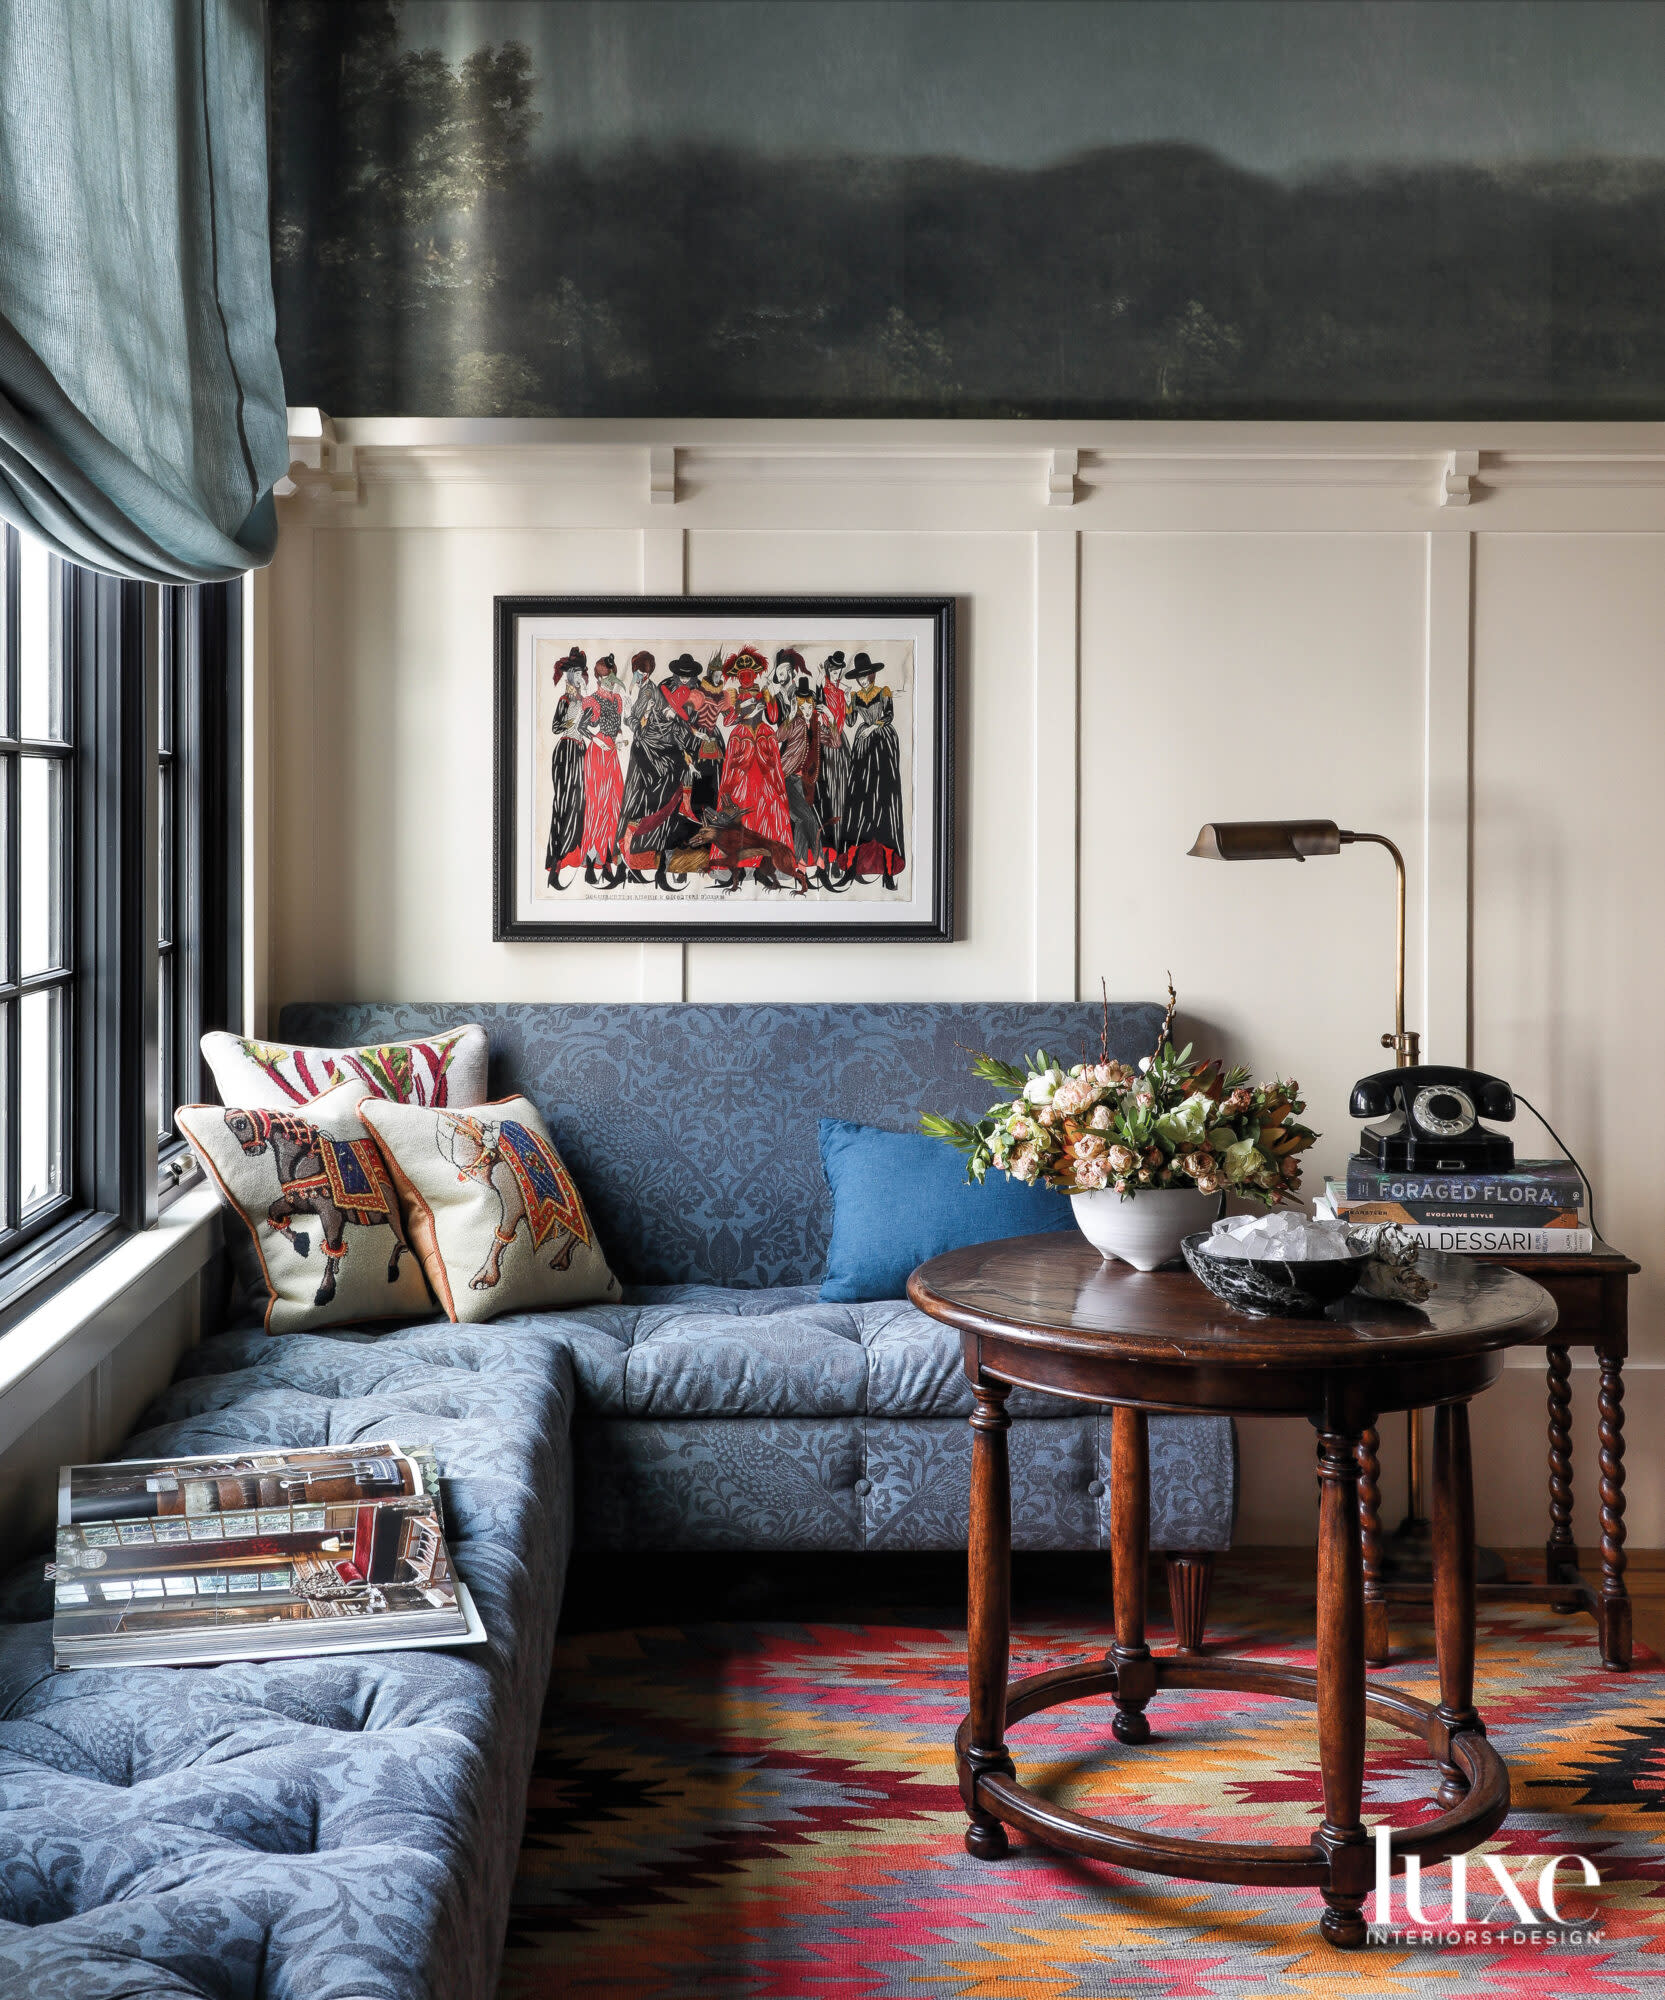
[493,594,955,943]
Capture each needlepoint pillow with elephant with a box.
[179,1082,618,1333]
[357,1095,620,1322]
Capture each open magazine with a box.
[48,1441,485,1670]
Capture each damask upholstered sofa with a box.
[281,1001,1239,1579]
[0,1001,1236,2000]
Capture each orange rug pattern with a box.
[499,1571,1665,1998]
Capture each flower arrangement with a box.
[921,989,1318,1206]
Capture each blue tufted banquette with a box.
[0,1001,1238,1998]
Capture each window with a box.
[0,526,241,1319]
[0,527,75,1248]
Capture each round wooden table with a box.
[907,1232,1559,1950]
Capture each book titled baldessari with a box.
[48,1440,484,1670]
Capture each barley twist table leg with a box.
[1543,1345,1581,1612]
[1598,1356,1632,1672]
[1357,1426,1388,1667]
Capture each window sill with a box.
[0,1184,221,1458]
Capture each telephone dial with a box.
[1349,1064,1516,1172]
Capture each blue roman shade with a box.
[0,0,288,580]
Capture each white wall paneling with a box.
[268,418,1665,1543]
[0,1191,220,1552]
[1032,531,1080,1000]
[1423,530,1474,1066]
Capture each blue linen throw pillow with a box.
[818,1117,1077,1303]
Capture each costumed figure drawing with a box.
[544,648,589,887]
[577,656,626,884]
[717,648,794,857]
[775,673,825,870]
[616,650,697,888]
[815,650,851,870]
[840,652,907,888]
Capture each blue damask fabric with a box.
[506,1287,1084,1420]
[572,1411,1233,1553]
[277,1002,1164,1289]
[492,1285,1237,1551]
[0,1319,578,2000]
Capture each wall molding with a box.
[1423,531,1475,1065]
[1032,532,1080,1000]
[282,413,1665,538]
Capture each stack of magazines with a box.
[1316,1154,1593,1255]
[47,1440,484,1670]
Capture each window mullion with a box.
[5,736,17,1237]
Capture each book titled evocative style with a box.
[47,1440,485,1670]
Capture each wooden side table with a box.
[1360,1242,1640,1671]
[910,1235,1558,1950]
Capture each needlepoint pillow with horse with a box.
[200,1023,489,1111]
[177,1081,435,1333]
[358,1095,620,1323]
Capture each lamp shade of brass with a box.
[1187,819,1342,863]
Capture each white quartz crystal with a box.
[1201,1211,1364,1262]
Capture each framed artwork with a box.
[493,595,955,942]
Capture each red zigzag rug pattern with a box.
[499,1571,1665,1998]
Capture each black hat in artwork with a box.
[821,650,847,676]
[666,653,703,680]
[850,653,880,680]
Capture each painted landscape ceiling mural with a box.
[271,0,1665,417]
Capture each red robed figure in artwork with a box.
[578,663,625,867]
[718,652,792,853]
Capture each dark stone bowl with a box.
[1181,1230,1372,1320]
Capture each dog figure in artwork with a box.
[225,1108,413,1308]
[436,1112,591,1290]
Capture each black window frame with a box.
[0,531,242,1330]
[158,580,243,1203]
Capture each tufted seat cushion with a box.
[517,1283,1082,1420]
[0,1320,577,2000]
[529,1285,1236,1558]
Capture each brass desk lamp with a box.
[1188,818,1430,1555]
[1187,820,1420,1068]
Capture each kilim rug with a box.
[498,1566,1665,1998]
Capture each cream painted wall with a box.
[266,420,1665,1547]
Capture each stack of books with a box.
[47,1440,485,1670]
[1315,1155,1592,1255]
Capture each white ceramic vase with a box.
[1070,1186,1221,1271]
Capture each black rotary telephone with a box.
[1349,1065,1517,1172]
